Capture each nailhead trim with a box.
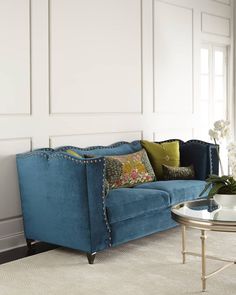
[209,145,219,175]
[17,140,141,161]
[17,152,107,165]
[157,139,217,147]
[18,140,215,160]
[209,146,213,175]
[36,148,54,152]
[56,140,140,152]
[101,159,112,246]
[17,153,84,163]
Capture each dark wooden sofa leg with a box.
[26,239,34,250]
[87,252,96,264]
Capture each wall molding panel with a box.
[0,138,31,252]
[49,131,143,148]
[0,138,32,220]
[153,128,194,142]
[0,0,234,252]
[0,0,31,116]
[211,0,231,6]
[201,12,231,37]
[48,0,143,115]
[153,0,193,115]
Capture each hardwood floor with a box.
[0,242,58,265]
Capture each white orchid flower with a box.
[209,120,232,176]
[208,129,219,141]
[214,120,230,131]
[227,142,236,151]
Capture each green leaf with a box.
[208,183,225,198]
[199,183,211,197]
[201,174,236,198]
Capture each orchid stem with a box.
[214,138,224,176]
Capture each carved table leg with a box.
[182,225,186,264]
[200,230,207,292]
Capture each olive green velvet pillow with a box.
[140,140,180,179]
[65,149,83,158]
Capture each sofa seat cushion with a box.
[135,180,206,205]
[106,188,170,224]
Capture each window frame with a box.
[200,43,229,127]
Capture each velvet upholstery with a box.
[16,140,218,256]
[180,143,212,180]
[110,208,176,247]
[17,152,109,253]
[106,188,170,224]
[136,180,206,205]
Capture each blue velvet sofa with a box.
[16,139,218,264]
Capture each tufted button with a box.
[165,155,170,161]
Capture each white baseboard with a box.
[0,217,26,252]
[0,232,26,253]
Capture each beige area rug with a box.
[1,227,236,295]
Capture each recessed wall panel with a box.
[50,131,142,148]
[202,13,230,37]
[212,0,230,5]
[50,0,142,114]
[0,139,31,220]
[0,0,30,114]
[153,129,193,142]
[153,1,193,114]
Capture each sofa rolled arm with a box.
[16,151,111,253]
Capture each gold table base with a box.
[181,225,236,292]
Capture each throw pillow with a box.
[162,164,195,180]
[65,149,83,158]
[105,149,155,189]
[141,140,180,179]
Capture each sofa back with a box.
[28,139,218,180]
[55,140,142,156]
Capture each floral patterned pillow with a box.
[105,149,155,189]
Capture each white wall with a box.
[0,0,234,251]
